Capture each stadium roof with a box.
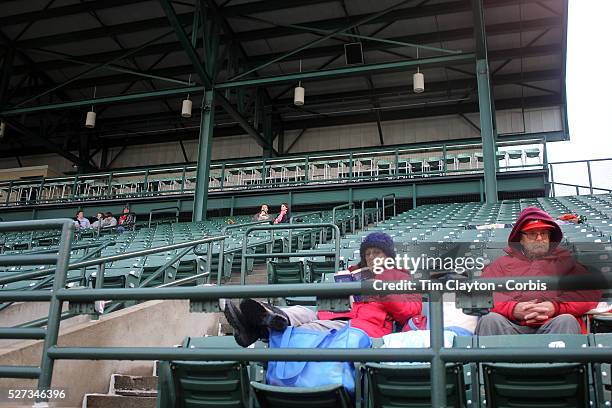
[0,0,568,166]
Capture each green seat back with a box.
[268,261,304,284]
[364,363,466,408]
[250,381,351,408]
[158,336,248,408]
[306,260,337,283]
[482,363,589,408]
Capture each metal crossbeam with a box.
[218,53,475,89]
[229,0,414,80]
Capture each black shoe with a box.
[223,300,259,347]
[240,298,290,332]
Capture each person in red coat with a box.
[224,232,422,346]
[475,207,601,335]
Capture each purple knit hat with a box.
[359,232,396,266]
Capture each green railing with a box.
[0,219,611,406]
[240,223,341,285]
[547,158,612,197]
[0,140,547,207]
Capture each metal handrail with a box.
[360,198,379,230]
[0,219,73,395]
[240,223,341,285]
[0,235,227,285]
[216,219,272,284]
[381,193,396,220]
[0,143,558,207]
[331,202,353,226]
[289,211,324,252]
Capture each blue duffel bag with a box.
[266,322,372,395]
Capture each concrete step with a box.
[83,394,156,408]
[111,374,158,397]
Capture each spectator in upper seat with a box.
[254,204,271,221]
[224,232,422,347]
[74,211,91,229]
[104,212,118,227]
[475,207,601,336]
[117,206,135,233]
[273,203,291,224]
[91,212,104,229]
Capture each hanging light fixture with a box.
[413,48,425,93]
[85,87,97,128]
[182,74,193,118]
[294,60,305,106]
[0,120,5,139]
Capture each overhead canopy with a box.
[0,0,568,160]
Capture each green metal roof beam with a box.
[236,14,462,55]
[11,18,560,76]
[8,44,560,98]
[270,69,561,106]
[219,53,475,89]
[229,0,414,81]
[220,0,335,17]
[216,92,277,154]
[13,29,178,109]
[230,0,555,42]
[0,86,204,117]
[28,48,191,86]
[0,0,149,27]
[246,18,561,64]
[158,0,212,88]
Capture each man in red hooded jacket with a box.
[224,232,422,346]
[475,207,601,335]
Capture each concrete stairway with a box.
[83,372,158,408]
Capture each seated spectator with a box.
[91,212,104,229]
[273,203,291,224]
[475,207,601,336]
[254,204,271,221]
[224,232,422,346]
[117,206,135,233]
[74,210,91,229]
[104,212,117,227]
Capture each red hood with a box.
[507,207,562,250]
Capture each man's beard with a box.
[524,242,549,258]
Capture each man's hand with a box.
[524,301,555,324]
[512,300,538,321]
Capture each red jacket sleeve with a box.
[481,259,518,321]
[551,262,601,317]
[381,296,422,325]
[376,269,422,325]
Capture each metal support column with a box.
[193,90,215,222]
[263,111,273,158]
[472,0,498,204]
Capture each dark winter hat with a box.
[359,232,396,265]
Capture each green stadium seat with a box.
[525,148,541,159]
[267,261,305,284]
[306,260,337,283]
[456,154,472,165]
[157,336,249,408]
[250,381,351,408]
[477,335,592,408]
[592,334,612,405]
[482,363,589,408]
[363,363,466,408]
[507,150,523,160]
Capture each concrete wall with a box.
[0,106,562,173]
[0,300,221,408]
